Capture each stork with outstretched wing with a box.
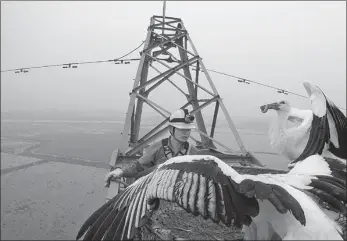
[76,154,346,240]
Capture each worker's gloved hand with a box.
[104,168,123,187]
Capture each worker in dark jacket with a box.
[104,108,198,240]
[104,108,198,184]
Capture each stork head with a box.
[260,100,291,113]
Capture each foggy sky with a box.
[1,1,346,118]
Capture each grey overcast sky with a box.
[1,1,346,118]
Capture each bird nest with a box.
[140,201,243,240]
[137,166,346,241]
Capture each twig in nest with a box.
[170,227,191,232]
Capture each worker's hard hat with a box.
[168,108,196,129]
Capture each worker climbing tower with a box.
[106,11,262,200]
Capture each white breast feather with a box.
[288,155,332,176]
[269,109,313,160]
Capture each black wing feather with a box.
[91,208,120,241]
[314,175,346,193]
[76,196,117,240]
[307,188,347,215]
[271,186,306,225]
[309,179,346,203]
[293,115,329,164]
[83,203,114,240]
[111,207,128,241]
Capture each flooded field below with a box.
[1,120,289,170]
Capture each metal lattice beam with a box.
[116,15,249,162]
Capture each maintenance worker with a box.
[104,108,199,185]
[104,108,198,240]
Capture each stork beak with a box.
[261,102,281,112]
[260,104,269,113]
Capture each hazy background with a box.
[1,1,346,117]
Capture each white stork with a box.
[76,154,346,240]
[260,82,347,167]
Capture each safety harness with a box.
[162,138,191,159]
